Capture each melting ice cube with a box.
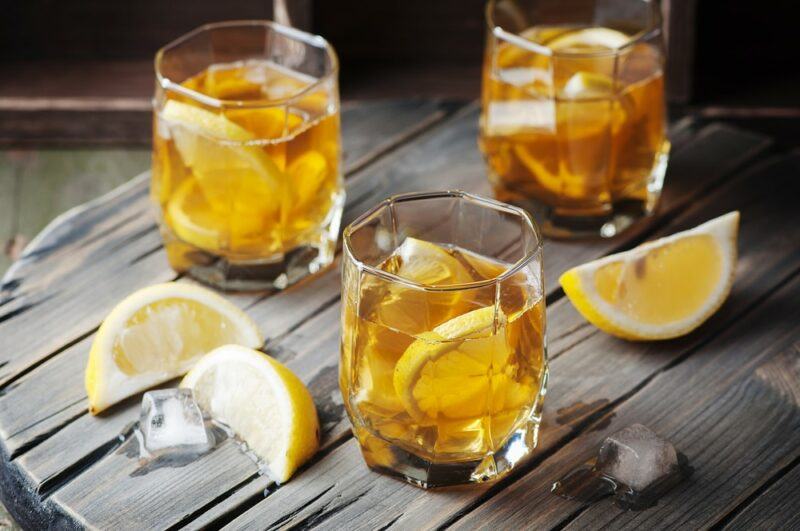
[139,389,211,456]
[553,424,690,510]
[596,424,679,491]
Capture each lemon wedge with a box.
[394,306,520,422]
[161,100,284,195]
[355,238,475,414]
[86,283,262,414]
[181,345,319,483]
[560,212,739,340]
[547,27,630,52]
[561,71,615,99]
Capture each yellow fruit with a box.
[166,179,274,254]
[547,28,630,52]
[181,345,320,483]
[560,212,739,340]
[393,306,525,422]
[161,99,284,197]
[86,283,262,414]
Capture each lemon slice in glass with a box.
[357,238,475,414]
[560,212,739,340]
[181,345,319,483]
[547,27,630,52]
[393,306,518,422]
[86,283,262,414]
[161,100,284,206]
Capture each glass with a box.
[480,0,669,238]
[340,191,547,488]
[152,21,343,290]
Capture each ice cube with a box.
[139,389,211,456]
[596,423,678,491]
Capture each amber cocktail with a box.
[153,21,343,290]
[341,191,547,488]
[481,0,668,238]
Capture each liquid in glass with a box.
[481,0,669,238]
[153,22,342,290]
[341,193,547,488]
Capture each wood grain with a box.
[0,106,783,528]
[221,152,800,531]
[0,100,460,528]
[721,461,800,530]
[455,273,800,530]
[0,100,456,389]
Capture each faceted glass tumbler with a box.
[152,21,343,290]
[480,0,669,238]
[340,191,548,488]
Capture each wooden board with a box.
[2,99,797,530]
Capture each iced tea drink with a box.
[153,22,343,289]
[341,192,547,488]
[481,0,669,238]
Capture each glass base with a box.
[490,144,670,240]
[165,241,336,291]
[158,192,343,291]
[352,366,548,489]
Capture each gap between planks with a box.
[178,124,775,528]
[0,114,772,528]
[210,146,793,530]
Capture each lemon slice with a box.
[547,27,630,52]
[166,179,272,253]
[181,345,319,483]
[161,100,284,194]
[86,283,263,414]
[393,306,513,422]
[355,238,475,414]
[560,212,739,340]
[561,71,614,99]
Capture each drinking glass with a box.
[341,191,547,488]
[153,21,343,290]
[480,0,668,238]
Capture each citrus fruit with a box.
[560,212,739,340]
[181,345,319,483]
[393,306,526,422]
[86,283,262,414]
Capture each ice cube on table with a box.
[596,423,678,491]
[139,389,211,456]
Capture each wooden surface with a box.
[1,99,799,530]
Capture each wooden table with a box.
[1,99,798,530]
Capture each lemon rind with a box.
[560,211,739,340]
[86,282,263,414]
[181,345,319,483]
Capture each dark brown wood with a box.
[218,152,800,531]
[178,122,770,527]
[0,98,793,529]
[451,153,800,530]
[0,2,292,62]
[663,0,697,104]
[721,461,800,530]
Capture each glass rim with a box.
[343,190,543,293]
[154,20,340,110]
[485,0,662,59]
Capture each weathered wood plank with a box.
[0,100,461,529]
[8,119,752,477]
[0,116,772,528]
[0,100,459,459]
[454,273,800,530]
[720,461,800,530]
[0,100,458,388]
[220,152,800,530]
[180,122,773,528]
